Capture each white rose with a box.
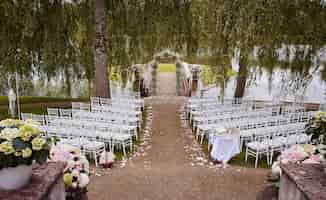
[271,161,281,177]
[0,128,19,141]
[71,182,78,189]
[79,173,90,188]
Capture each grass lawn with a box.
[0,96,88,120]
[0,96,88,106]
[158,63,176,72]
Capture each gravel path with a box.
[88,96,268,200]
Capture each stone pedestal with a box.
[279,164,326,200]
[0,162,65,200]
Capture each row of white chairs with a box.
[47,108,73,117]
[245,124,310,168]
[195,112,314,144]
[192,105,305,130]
[20,112,106,166]
[189,102,303,117]
[21,113,135,162]
[42,124,133,153]
[72,101,142,112]
[42,117,134,161]
[240,123,306,149]
[72,111,140,128]
[22,110,141,128]
[21,113,48,125]
[91,97,144,107]
[90,105,142,116]
[188,97,245,105]
[47,118,137,138]
[48,107,141,118]
[21,96,144,166]
[192,109,274,129]
[195,110,307,135]
[190,105,258,122]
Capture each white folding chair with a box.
[47,108,59,116]
[21,113,32,121]
[245,134,270,168]
[90,97,101,105]
[31,114,45,125]
[59,108,72,117]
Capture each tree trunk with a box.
[234,55,248,98]
[64,67,72,97]
[94,0,110,98]
[88,78,92,97]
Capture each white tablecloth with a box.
[210,134,240,164]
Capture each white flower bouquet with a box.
[49,144,90,194]
[0,119,52,170]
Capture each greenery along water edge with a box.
[0,96,87,120]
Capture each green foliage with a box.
[0,96,87,106]
[1,0,326,97]
[0,96,87,120]
[201,65,237,86]
[306,111,326,144]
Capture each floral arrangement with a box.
[0,119,52,170]
[306,111,326,144]
[271,144,323,178]
[0,119,25,128]
[99,151,116,168]
[49,144,90,191]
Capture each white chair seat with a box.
[297,134,310,143]
[247,141,269,150]
[287,135,298,144]
[197,124,216,131]
[112,134,132,141]
[240,130,254,138]
[83,141,105,150]
[270,137,286,147]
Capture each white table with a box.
[210,133,240,164]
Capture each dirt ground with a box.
[88,94,268,200]
[157,72,177,95]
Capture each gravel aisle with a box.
[88,96,268,200]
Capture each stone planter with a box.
[66,187,88,200]
[0,165,33,190]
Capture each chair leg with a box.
[245,147,248,163]
[200,133,204,144]
[135,130,138,140]
[240,138,244,152]
[255,152,259,168]
[122,143,126,156]
[93,151,98,167]
[196,129,199,140]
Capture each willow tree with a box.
[54,0,110,98]
[94,0,110,98]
